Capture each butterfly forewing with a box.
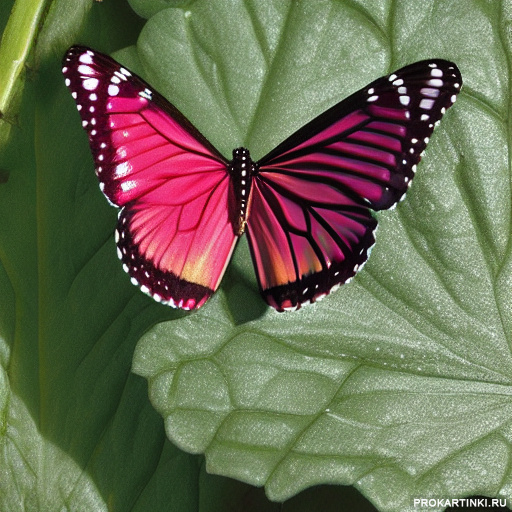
[63,46,237,309]
[249,60,461,311]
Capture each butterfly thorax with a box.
[229,147,257,236]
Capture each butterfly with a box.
[62,46,461,312]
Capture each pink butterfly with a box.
[62,46,461,311]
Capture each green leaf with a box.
[128,0,198,20]
[0,0,510,511]
[130,0,512,509]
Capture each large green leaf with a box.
[0,0,510,511]
[130,0,512,509]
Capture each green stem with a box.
[0,0,48,117]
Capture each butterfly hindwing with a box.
[63,46,238,309]
[249,60,462,311]
[246,176,377,311]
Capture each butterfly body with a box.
[63,46,462,312]
[228,147,256,236]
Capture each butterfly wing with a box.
[248,60,462,311]
[63,46,237,309]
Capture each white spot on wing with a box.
[427,79,444,87]
[83,78,99,90]
[420,98,435,110]
[115,162,131,178]
[108,84,120,96]
[78,64,94,75]
[121,180,136,192]
[79,53,94,65]
[114,70,127,81]
[139,89,152,101]
[420,87,440,98]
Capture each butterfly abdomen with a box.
[228,147,256,235]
